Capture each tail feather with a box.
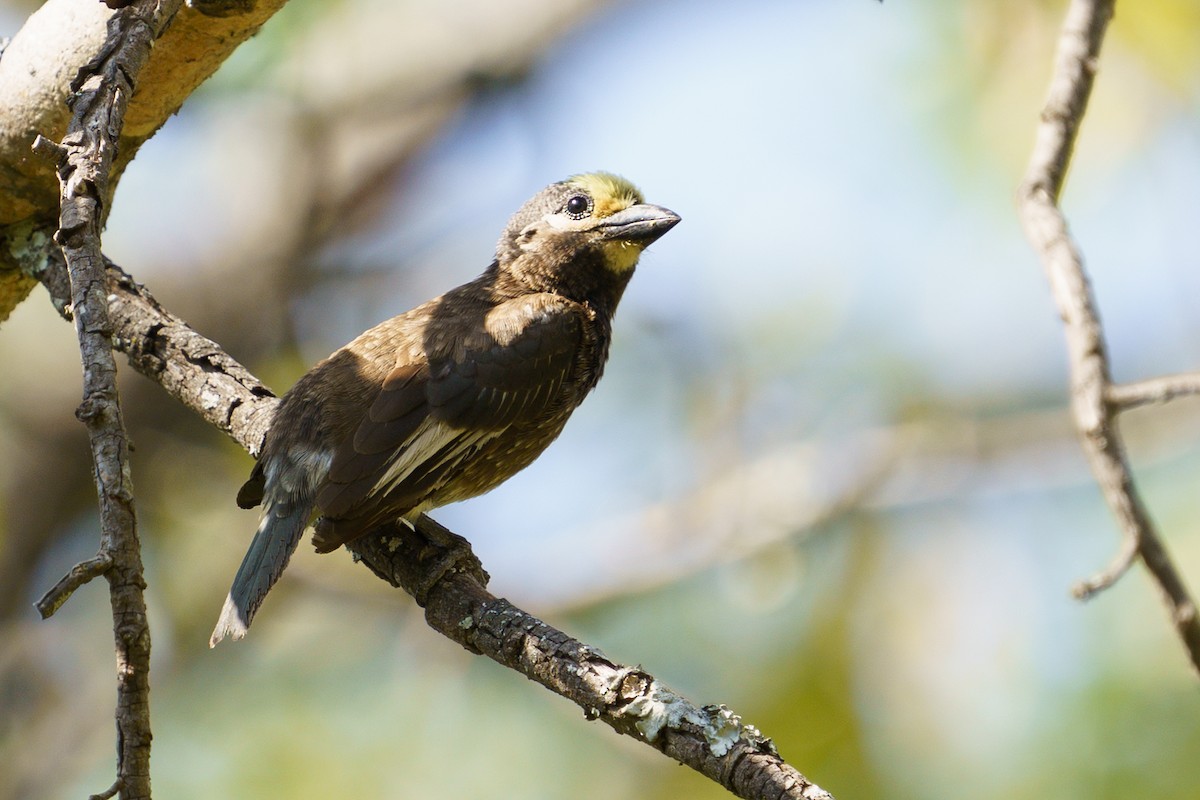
[210,502,310,647]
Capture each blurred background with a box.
[2,0,1200,797]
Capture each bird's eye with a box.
[564,195,592,219]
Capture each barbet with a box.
[211,173,680,645]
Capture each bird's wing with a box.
[236,461,266,509]
[311,296,584,549]
[424,297,586,430]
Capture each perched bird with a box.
[210,172,680,646]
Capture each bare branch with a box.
[1108,373,1200,410]
[89,778,123,800]
[1017,0,1200,677]
[38,2,185,796]
[1070,532,1138,600]
[351,516,832,800]
[35,553,114,618]
[36,251,278,454]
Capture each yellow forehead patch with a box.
[567,172,644,218]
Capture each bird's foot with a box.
[347,514,489,606]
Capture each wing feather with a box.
[311,294,585,550]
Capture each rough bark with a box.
[31,2,187,795]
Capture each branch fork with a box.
[1017,0,1200,676]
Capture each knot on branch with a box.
[31,134,69,165]
[76,394,116,424]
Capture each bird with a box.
[210,172,680,646]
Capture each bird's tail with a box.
[210,502,309,647]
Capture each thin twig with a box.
[35,553,113,618]
[1017,0,1200,677]
[1070,532,1138,600]
[1108,373,1200,410]
[89,778,123,800]
[38,2,184,798]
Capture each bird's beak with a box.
[596,203,681,247]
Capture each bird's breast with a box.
[428,408,576,506]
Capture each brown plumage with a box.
[211,173,679,645]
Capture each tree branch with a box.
[1108,372,1200,410]
[34,2,186,797]
[34,553,114,618]
[1017,0,1200,677]
[352,517,832,800]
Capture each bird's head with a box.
[496,172,680,302]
